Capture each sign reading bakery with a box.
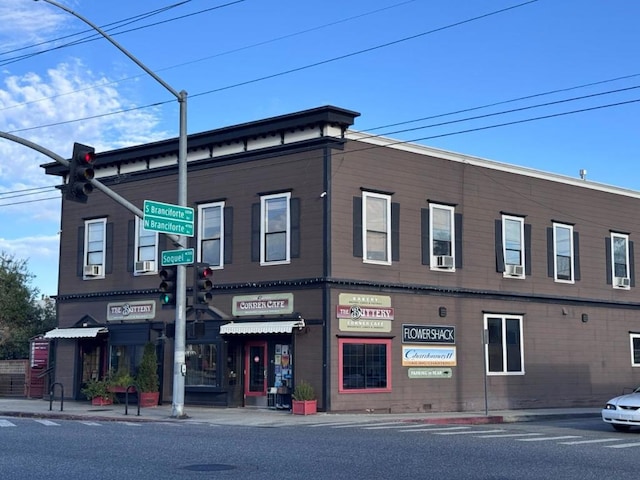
[232,293,294,316]
[337,293,393,332]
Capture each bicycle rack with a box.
[49,382,64,412]
[124,384,140,416]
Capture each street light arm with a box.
[35,0,182,100]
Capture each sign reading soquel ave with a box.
[143,200,194,237]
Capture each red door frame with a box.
[244,341,267,397]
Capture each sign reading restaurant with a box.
[232,293,294,316]
[107,301,156,322]
[402,324,455,344]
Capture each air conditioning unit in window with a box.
[435,255,454,268]
[135,261,155,273]
[505,264,524,276]
[615,276,631,287]
[83,264,103,277]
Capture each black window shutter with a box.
[605,237,612,285]
[421,208,430,265]
[573,232,580,281]
[494,220,504,272]
[105,222,114,274]
[127,220,135,273]
[524,223,532,276]
[77,226,85,277]
[290,198,300,259]
[224,206,233,264]
[353,196,362,258]
[630,241,635,287]
[546,227,554,278]
[158,230,167,264]
[454,213,463,269]
[251,203,260,263]
[391,202,400,262]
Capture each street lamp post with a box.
[36,0,190,418]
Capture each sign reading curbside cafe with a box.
[402,324,455,344]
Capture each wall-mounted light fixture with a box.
[581,313,589,323]
[439,307,447,318]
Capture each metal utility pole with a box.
[35,0,190,418]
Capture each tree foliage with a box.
[0,253,56,359]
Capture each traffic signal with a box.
[65,142,96,203]
[193,262,213,307]
[158,266,177,307]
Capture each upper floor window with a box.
[84,218,106,279]
[362,191,391,265]
[611,232,630,289]
[134,218,157,274]
[430,203,455,270]
[553,223,574,282]
[198,202,224,268]
[261,192,290,265]
[484,314,524,375]
[502,215,525,278]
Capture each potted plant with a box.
[292,380,317,415]
[81,377,114,406]
[136,342,159,407]
[109,369,136,393]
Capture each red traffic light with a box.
[81,151,96,165]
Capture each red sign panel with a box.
[30,340,49,368]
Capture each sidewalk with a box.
[0,397,601,427]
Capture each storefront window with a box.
[109,345,144,379]
[338,338,391,392]
[185,344,217,386]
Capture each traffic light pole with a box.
[36,0,190,418]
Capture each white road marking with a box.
[434,429,505,435]
[33,419,59,426]
[518,435,581,442]
[478,433,543,438]
[559,438,623,445]
[400,426,471,433]
[606,442,640,449]
[0,419,16,427]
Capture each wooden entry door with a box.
[244,341,267,397]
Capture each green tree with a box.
[0,253,56,359]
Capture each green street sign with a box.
[143,200,194,237]
[161,248,195,266]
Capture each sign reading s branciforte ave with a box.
[143,200,194,237]
[232,294,294,316]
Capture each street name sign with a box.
[143,200,194,237]
[161,248,195,266]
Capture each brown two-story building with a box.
[42,105,640,413]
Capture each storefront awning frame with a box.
[219,319,305,335]
[43,327,108,339]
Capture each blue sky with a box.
[1,0,639,297]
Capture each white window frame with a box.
[429,203,455,271]
[502,214,525,278]
[260,192,290,266]
[362,191,391,265]
[134,217,158,275]
[84,218,106,280]
[611,232,630,289]
[630,334,640,367]
[484,314,524,376]
[553,223,574,283]
[198,201,225,269]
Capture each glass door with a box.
[244,341,267,397]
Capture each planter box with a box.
[139,391,159,408]
[292,399,317,415]
[91,397,113,406]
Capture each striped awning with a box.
[43,327,108,339]
[219,320,305,335]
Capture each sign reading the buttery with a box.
[107,301,156,322]
[337,293,394,332]
[402,324,455,344]
[402,346,457,367]
[232,293,294,316]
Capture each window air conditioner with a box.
[84,264,103,277]
[615,277,631,287]
[435,255,454,268]
[505,264,524,276]
[135,260,155,272]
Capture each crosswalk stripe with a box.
[401,426,470,433]
[0,419,16,427]
[478,433,543,438]
[518,435,581,442]
[120,422,142,427]
[307,422,355,427]
[434,429,505,436]
[605,442,640,449]
[79,421,102,426]
[559,438,623,445]
[360,422,408,429]
[33,420,59,426]
[364,424,437,430]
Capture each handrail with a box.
[124,384,140,416]
[49,382,64,411]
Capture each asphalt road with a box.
[1,416,638,479]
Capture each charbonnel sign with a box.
[401,346,457,366]
[402,324,455,344]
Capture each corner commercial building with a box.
[42,106,640,413]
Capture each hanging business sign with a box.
[232,293,294,316]
[402,346,457,367]
[107,301,156,322]
[402,324,455,344]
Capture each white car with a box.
[602,387,640,432]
